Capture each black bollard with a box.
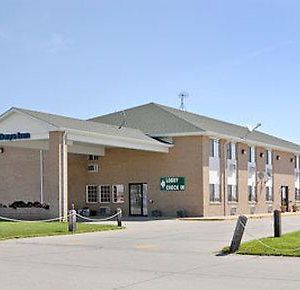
[117,208,122,227]
[229,215,248,253]
[274,210,281,238]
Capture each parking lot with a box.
[1,215,300,289]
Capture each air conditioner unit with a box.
[88,164,99,173]
[99,207,111,216]
[230,207,237,216]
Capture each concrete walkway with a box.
[1,215,300,289]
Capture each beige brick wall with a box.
[0,134,298,218]
[69,136,204,217]
[0,146,41,204]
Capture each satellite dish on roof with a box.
[246,123,262,132]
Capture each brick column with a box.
[44,131,68,220]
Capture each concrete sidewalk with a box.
[0,215,300,289]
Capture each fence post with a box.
[229,215,248,253]
[274,210,281,237]
[117,208,122,227]
[68,205,77,233]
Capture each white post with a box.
[39,150,44,204]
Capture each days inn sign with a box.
[160,176,185,192]
[0,132,31,141]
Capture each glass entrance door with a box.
[129,183,148,216]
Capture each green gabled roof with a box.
[90,103,203,136]
[9,107,169,146]
[90,102,300,152]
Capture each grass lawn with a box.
[234,231,300,257]
[0,222,121,241]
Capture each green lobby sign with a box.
[160,176,185,192]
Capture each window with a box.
[266,150,272,166]
[266,186,273,202]
[99,185,111,203]
[227,142,236,160]
[209,139,220,158]
[228,185,238,202]
[295,156,300,170]
[248,185,257,202]
[248,146,256,163]
[88,164,99,172]
[209,184,221,202]
[88,155,99,161]
[112,185,125,203]
[295,188,300,201]
[86,185,98,203]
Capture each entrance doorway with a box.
[129,183,148,216]
[281,186,289,211]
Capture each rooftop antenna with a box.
[179,92,189,111]
[118,110,128,129]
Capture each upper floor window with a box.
[266,150,272,166]
[209,139,220,158]
[248,146,256,163]
[227,142,236,160]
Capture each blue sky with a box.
[0,0,300,143]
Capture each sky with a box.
[0,0,300,143]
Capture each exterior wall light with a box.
[291,158,294,163]
[260,152,265,158]
[241,149,246,155]
[0,148,3,154]
[276,155,281,160]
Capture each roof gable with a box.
[90,103,203,136]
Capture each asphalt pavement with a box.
[1,215,300,289]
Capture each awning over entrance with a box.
[0,107,171,154]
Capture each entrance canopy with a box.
[0,107,171,154]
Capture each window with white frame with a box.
[99,185,111,203]
[228,185,238,202]
[112,185,125,203]
[266,150,272,166]
[248,185,257,202]
[266,186,273,202]
[88,164,99,172]
[88,155,99,161]
[209,139,220,158]
[227,142,236,160]
[86,185,98,203]
[248,146,256,163]
[295,188,300,201]
[209,184,221,202]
